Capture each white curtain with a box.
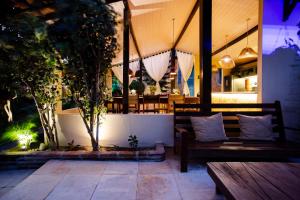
[112,61,140,85]
[143,51,170,94]
[177,51,194,96]
[129,60,140,76]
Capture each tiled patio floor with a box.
[0,151,224,200]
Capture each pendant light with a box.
[170,18,177,76]
[218,35,235,69]
[239,18,257,59]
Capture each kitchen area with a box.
[211,58,258,103]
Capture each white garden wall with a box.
[56,108,174,147]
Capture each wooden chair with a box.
[184,97,200,104]
[157,94,169,113]
[142,95,159,113]
[128,95,139,113]
[168,94,185,113]
[112,97,123,113]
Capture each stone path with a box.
[0,153,224,200]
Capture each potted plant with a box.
[149,85,157,95]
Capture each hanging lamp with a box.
[239,18,257,59]
[218,35,235,69]
[170,18,177,76]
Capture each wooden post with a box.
[123,2,130,114]
[139,58,143,89]
[170,48,176,91]
[55,70,62,113]
[199,0,212,106]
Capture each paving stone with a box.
[180,188,224,200]
[91,175,137,200]
[0,169,34,188]
[174,168,215,190]
[137,174,181,200]
[33,160,71,175]
[103,161,138,175]
[138,161,173,174]
[46,175,100,200]
[0,188,12,198]
[65,160,107,175]
[0,174,62,200]
[0,156,225,200]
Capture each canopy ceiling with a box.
[111,0,259,65]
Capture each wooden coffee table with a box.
[207,162,300,200]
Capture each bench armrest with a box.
[175,127,190,135]
[284,127,300,132]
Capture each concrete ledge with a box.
[0,143,165,169]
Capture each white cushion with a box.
[190,113,228,142]
[237,114,274,141]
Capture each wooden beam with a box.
[173,0,200,49]
[170,48,176,90]
[139,58,143,93]
[199,0,212,106]
[122,0,130,114]
[212,25,258,56]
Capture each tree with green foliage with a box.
[0,13,60,150]
[49,0,118,151]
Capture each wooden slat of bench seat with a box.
[187,141,300,159]
[175,118,279,124]
[174,111,277,116]
[174,103,276,109]
[207,162,300,200]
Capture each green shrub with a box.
[0,115,38,150]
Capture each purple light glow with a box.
[263,0,300,55]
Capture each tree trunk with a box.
[90,130,98,151]
[51,105,59,149]
[96,113,100,149]
[30,89,57,150]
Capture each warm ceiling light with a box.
[239,47,257,59]
[218,35,235,69]
[239,18,257,59]
[170,71,177,75]
[170,77,175,80]
[218,55,235,69]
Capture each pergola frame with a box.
[120,0,213,113]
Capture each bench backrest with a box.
[174,101,285,142]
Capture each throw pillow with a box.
[190,113,228,142]
[237,114,274,141]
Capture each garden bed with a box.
[0,143,165,169]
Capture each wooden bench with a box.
[173,101,300,172]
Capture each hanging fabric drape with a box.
[112,60,141,84]
[112,65,123,83]
[177,51,194,96]
[143,51,170,94]
[129,60,140,76]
